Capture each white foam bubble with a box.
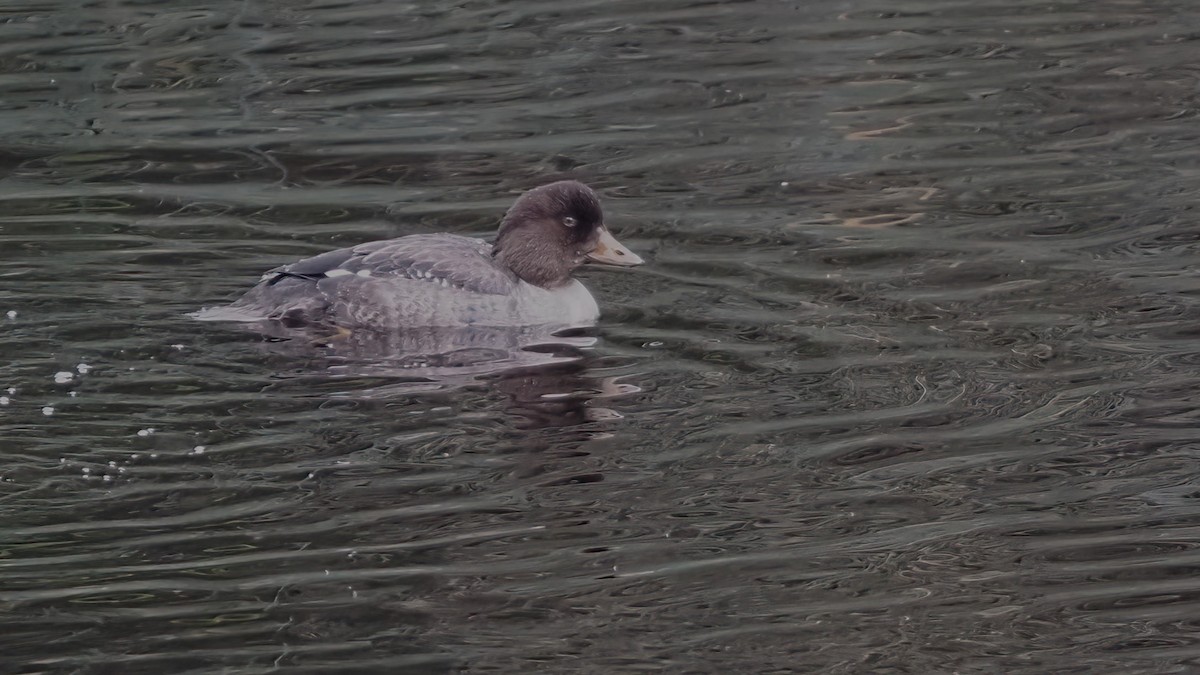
[41,406,54,416]
[54,371,74,384]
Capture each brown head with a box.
[492,180,643,288]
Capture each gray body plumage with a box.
[195,234,600,330]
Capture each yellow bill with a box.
[587,226,644,266]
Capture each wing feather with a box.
[263,234,513,295]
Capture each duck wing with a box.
[264,234,515,296]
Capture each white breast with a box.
[514,279,600,328]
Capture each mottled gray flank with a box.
[247,234,512,320]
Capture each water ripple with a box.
[3,0,1200,671]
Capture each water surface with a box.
[3,0,1200,672]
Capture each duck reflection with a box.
[246,322,638,431]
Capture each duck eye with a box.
[562,216,577,228]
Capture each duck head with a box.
[493,180,644,288]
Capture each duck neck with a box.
[493,243,574,289]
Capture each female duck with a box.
[197,181,643,331]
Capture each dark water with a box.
[3,0,1200,672]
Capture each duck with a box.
[195,181,644,331]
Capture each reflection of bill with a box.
[491,364,641,432]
